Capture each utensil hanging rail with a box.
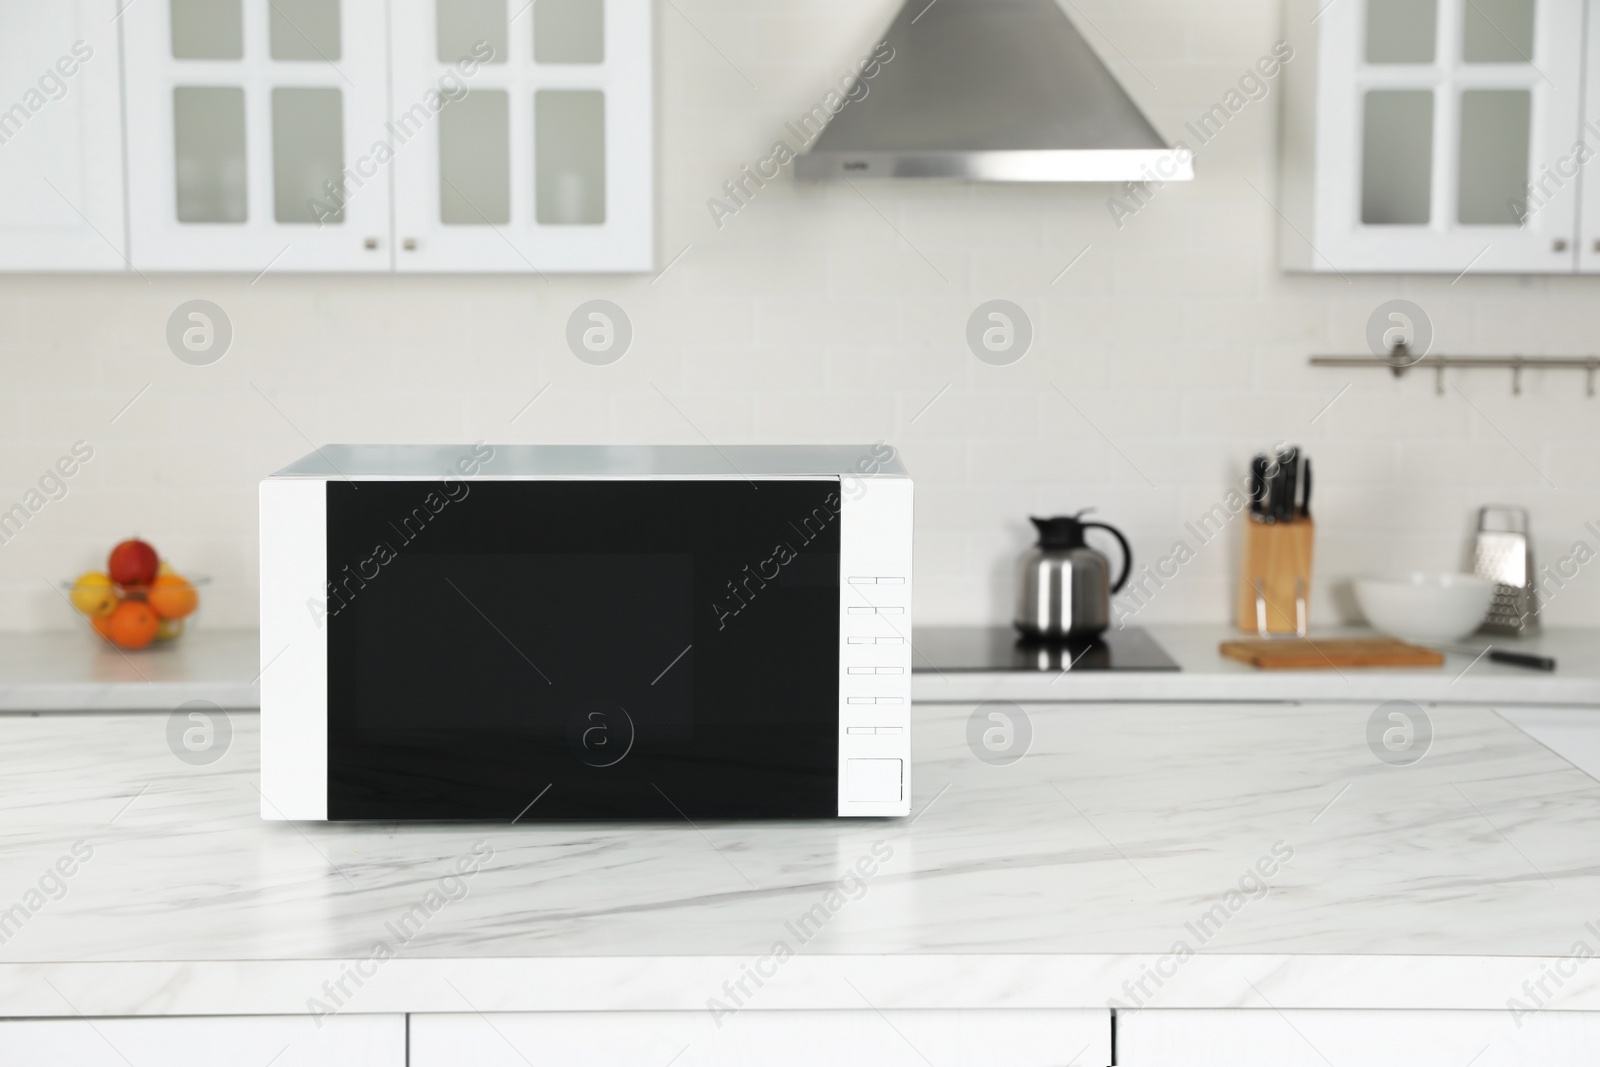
[1309,349,1600,396]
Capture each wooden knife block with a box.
[1236,519,1315,635]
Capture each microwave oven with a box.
[259,444,912,821]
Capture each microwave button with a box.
[846,758,903,803]
[847,697,875,705]
[847,667,874,675]
[847,637,874,645]
[847,576,877,585]
[846,726,876,735]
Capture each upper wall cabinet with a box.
[1281,0,1595,273]
[1584,0,1600,271]
[389,0,653,272]
[124,0,395,271]
[0,1,127,270]
[5,0,651,273]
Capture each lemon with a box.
[70,572,118,618]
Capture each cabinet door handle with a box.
[403,238,418,251]
[1554,238,1569,252]
[364,237,379,250]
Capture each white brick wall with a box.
[2,0,1598,632]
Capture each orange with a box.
[147,574,199,620]
[105,600,160,649]
[70,572,118,618]
[91,610,118,641]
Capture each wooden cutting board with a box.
[1220,637,1444,670]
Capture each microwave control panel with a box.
[837,477,913,817]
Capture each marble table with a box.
[2,701,1599,1022]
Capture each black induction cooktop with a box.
[913,626,1181,673]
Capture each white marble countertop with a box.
[0,629,260,711]
[914,625,1600,706]
[3,702,1599,1017]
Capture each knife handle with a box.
[1250,455,1269,519]
[1277,447,1297,523]
[1488,649,1556,671]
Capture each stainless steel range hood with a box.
[795,0,1193,183]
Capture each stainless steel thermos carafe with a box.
[1015,512,1132,640]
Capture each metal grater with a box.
[1472,505,1539,635]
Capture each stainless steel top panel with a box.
[268,444,911,479]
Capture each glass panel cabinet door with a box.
[390,0,652,272]
[1303,0,1584,273]
[123,0,392,271]
[1582,4,1600,274]
[0,0,127,271]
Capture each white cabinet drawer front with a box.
[1119,1008,1600,1066]
[0,1013,404,1067]
[412,1009,1109,1067]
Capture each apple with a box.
[108,538,159,587]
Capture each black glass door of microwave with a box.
[325,479,842,820]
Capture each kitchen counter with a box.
[4,701,1599,1020]
[0,628,260,711]
[914,624,1600,706]
[6,625,1596,713]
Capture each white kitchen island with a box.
[2,700,1599,1065]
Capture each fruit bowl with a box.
[66,573,210,649]
[66,538,208,650]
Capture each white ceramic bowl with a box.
[1353,572,1496,644]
